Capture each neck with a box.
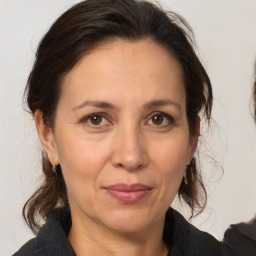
[68,211,168,256]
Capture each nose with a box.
[111,126,148,171]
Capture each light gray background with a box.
[1,0,256,255]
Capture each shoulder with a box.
[12,207,75,256]
[166,208,222,256]
[12,238,40,256]
[222,216,256,256]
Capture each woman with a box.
[13,0,221,255]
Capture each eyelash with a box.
[80,111,175,128]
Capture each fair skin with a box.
[35,39,199,256]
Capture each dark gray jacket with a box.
[223,216,256,256]
[13,207,236,256]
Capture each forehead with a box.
[60,39,185,108]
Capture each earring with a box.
[183,165,189,184]
[52,165,57,175]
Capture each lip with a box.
[104,183,152,204]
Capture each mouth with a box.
[103,183,153,204]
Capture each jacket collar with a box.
[36,206,221,256]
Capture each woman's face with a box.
[41,39,198,234]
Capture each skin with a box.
[35,39,199,256]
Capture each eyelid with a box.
[80,111,175,128]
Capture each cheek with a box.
[148,133,189,198]
[150,133,190,172]
[57,130,109,168]
[55,132,111,197]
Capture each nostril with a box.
[111,150,148,171]
[110,130,148,171]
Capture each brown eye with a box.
[152,114,164,125]
[146,112,174,128]
[82,112,110,128]
[90,115,102,125]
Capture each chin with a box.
[100,208,158,234]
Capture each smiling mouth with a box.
[103,183,153,204]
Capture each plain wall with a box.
[1,0,256,255]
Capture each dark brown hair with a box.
[23,0,212,233]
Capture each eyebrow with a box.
[72,100,116,111]
[143,99,182,113]
[72,99,181,113]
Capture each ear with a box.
[187,116,200,164]
[34,110,59,166]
